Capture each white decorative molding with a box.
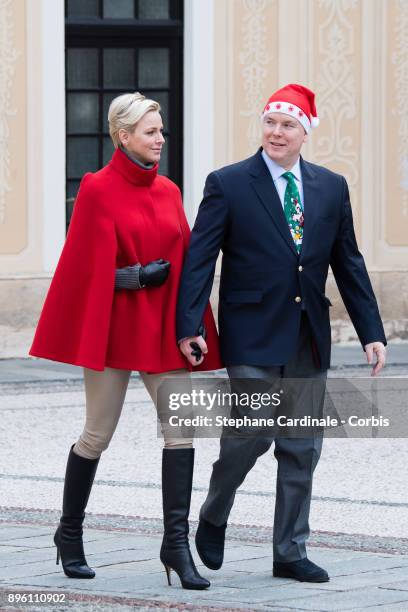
[319,0,358,9]
[314,0,359,188]
[0,0,19,224]
[373,0,408,266]
[41,0,66,270]
[239,0,272,153]
[391,0,408,218]
[359,0,378,266]
[183,0,215,225]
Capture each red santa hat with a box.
[262,84,319,133]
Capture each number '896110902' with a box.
[7,592,66,604]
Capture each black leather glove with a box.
[139,259,171,288]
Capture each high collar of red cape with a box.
[109,147,159,187]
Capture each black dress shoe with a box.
[273,558,329,582]
[195,518,227,570]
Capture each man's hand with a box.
[179,336,208,366]
[364,342,386,376]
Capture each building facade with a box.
[1,0,407,357]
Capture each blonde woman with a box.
[30,92,222,589]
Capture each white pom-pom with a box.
[311,116,320,128]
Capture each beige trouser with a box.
[74,368,192,460]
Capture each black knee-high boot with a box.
[160,448,210,590]
[54,445,99,578]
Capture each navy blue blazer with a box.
[176,149,386,369]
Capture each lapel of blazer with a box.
[299,157,319,261]
[249,149,298,258]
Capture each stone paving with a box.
[1,518,408,611]
[1,351,408,611]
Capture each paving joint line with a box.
[2,507,408,556]
[1,474,407,510]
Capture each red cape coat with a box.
[30,148,222,373]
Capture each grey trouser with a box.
[200,312,327,562]
[74,368,192,460]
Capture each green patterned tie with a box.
[282,171,304,253]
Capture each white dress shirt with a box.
[261,150,304,210]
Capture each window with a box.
[65,0,183,226]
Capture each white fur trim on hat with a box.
[263,101,319,133]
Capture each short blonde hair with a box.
[108,92,161,148]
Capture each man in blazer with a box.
[177,84,386,583]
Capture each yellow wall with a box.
[214,0,408,270]
[0,0,27,255]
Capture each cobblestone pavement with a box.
[0,351,407,611]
